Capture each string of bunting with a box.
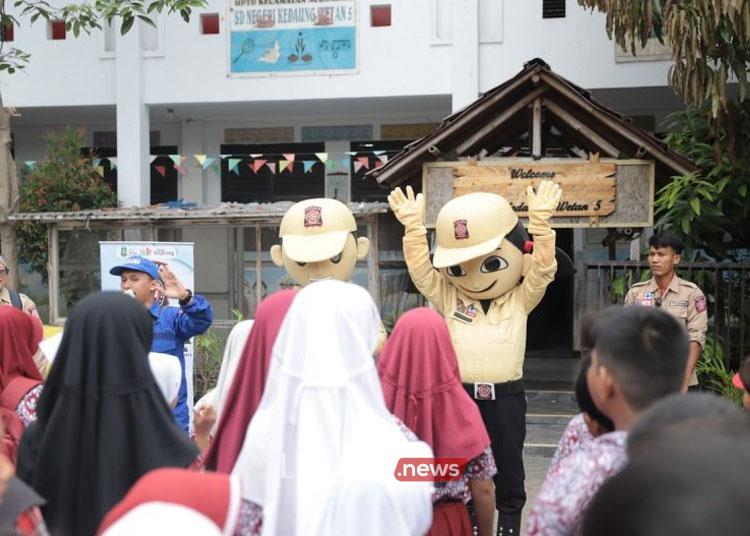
[20,149,397,177]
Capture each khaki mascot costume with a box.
[389,181,562,536]
[270,198,370,285]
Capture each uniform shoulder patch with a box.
[694,296,707,313]
[631,281,648,288]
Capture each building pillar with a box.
[181,120,205,204]
[450,0,479,112]
[324,140,351,202]
[115,22,150,207]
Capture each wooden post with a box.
[47,225,60,324]
[366,215,381,311]
[532,98,543,159]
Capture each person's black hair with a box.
[575,354,614,433]
[579,312,599,352]
[593,306,688,411]
[648,233,684,255]
[582,432,750,536]
[738,354,750,392]
[627,392,746,458]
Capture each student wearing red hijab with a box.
[378,308,497,536]
[97,468,241,535]
[204,289,297,473]
[0,307,44,435]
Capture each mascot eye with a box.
[480,256,508,273]
[447,265,466,277]
[297,262,307,267]
[330,253,342,264]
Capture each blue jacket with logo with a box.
[149,294,213,431]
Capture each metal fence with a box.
[582,261,750,370]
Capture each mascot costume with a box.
[389,181,562,536]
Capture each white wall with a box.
[1,0,673,109]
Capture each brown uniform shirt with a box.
[624,274,708,386]
[0,286,40,318]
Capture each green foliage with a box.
[193,328,223,401]
[1,0,207,72]
[696,334,744,406]
[654,107,750,258]
[16,127,117,281]
[577,0,750,163]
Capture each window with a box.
[1,23,14,42]
[201,13,220,35]
[430,0,452,44]
[140,15,165,57]
[543,0,566,19]
[49,20,66,40]
[100,21,115,57]
[370,5,391,27]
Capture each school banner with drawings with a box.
[229,0,357,75]
[99,242,197,429]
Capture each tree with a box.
[0,0,206,288]
[577,0,750,163]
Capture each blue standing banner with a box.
[229,0,357,76]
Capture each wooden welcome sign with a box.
[422,157,655,228]
[453,161,616,217]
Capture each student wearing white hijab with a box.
[232,280,433,536]
[148,353,182,408]
[195,319,254,432]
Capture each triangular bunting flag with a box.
[279,160,289,173]
[24,161,36,170]
[202,157,216,170]
[220,154,230,159]
[253,159,268,174]
[109,157,118,169]
[96,165,105,177]
[282,153,296,163]
[353,161,365,173]
[174,165,187,175]
[315,152,329,163]
[340,157,350,169]
[267,162,277,174]
[373,150,386,156]
[303,161,316,173]
[194,154,207,167]
[375,159,384,169]
[345,151,357,156]
[150,155,159,164]
[326,159,338,171]
[378,154,389,165]
[91,158,102,169]
[170,154,182,166]
[357,156,370,170]
[210,163,221,175]
[155,165,167,177]
[250,153,263,158]
[228,158,242,174]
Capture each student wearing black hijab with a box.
[16,292,198,536]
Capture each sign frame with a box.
[421,158,655,229]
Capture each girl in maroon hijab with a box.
[204,289,297,473]
[0,308,44,436]
[378,308,497,536]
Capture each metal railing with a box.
[582,261,750,370]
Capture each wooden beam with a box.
[47,225,60,324]
[366,215,381,311]
[544,99,620,157]
[532,98,543,159]
[456,85,547,155]
[541,74,695,175]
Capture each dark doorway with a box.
[221,143,325,203]
[526,228,574,357]
[81,146,179,204]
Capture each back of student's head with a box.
[648,233,684,255]
[628,392,747,458]
[575,354,614,433]
[739,354,750,391]
[582,433,750,536]
[579,312,599,353]
[594,306,688,411]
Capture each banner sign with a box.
[229,0,357,75]
[99,242,197,429]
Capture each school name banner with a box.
[229,0,357,76]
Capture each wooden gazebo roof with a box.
[367,58,696,186]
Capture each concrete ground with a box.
[520,455,553,535]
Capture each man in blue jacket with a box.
[110,256,213,432]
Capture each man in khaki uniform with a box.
[0,255,39,318]
[624,234,707,391]
[389,182,561,536]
